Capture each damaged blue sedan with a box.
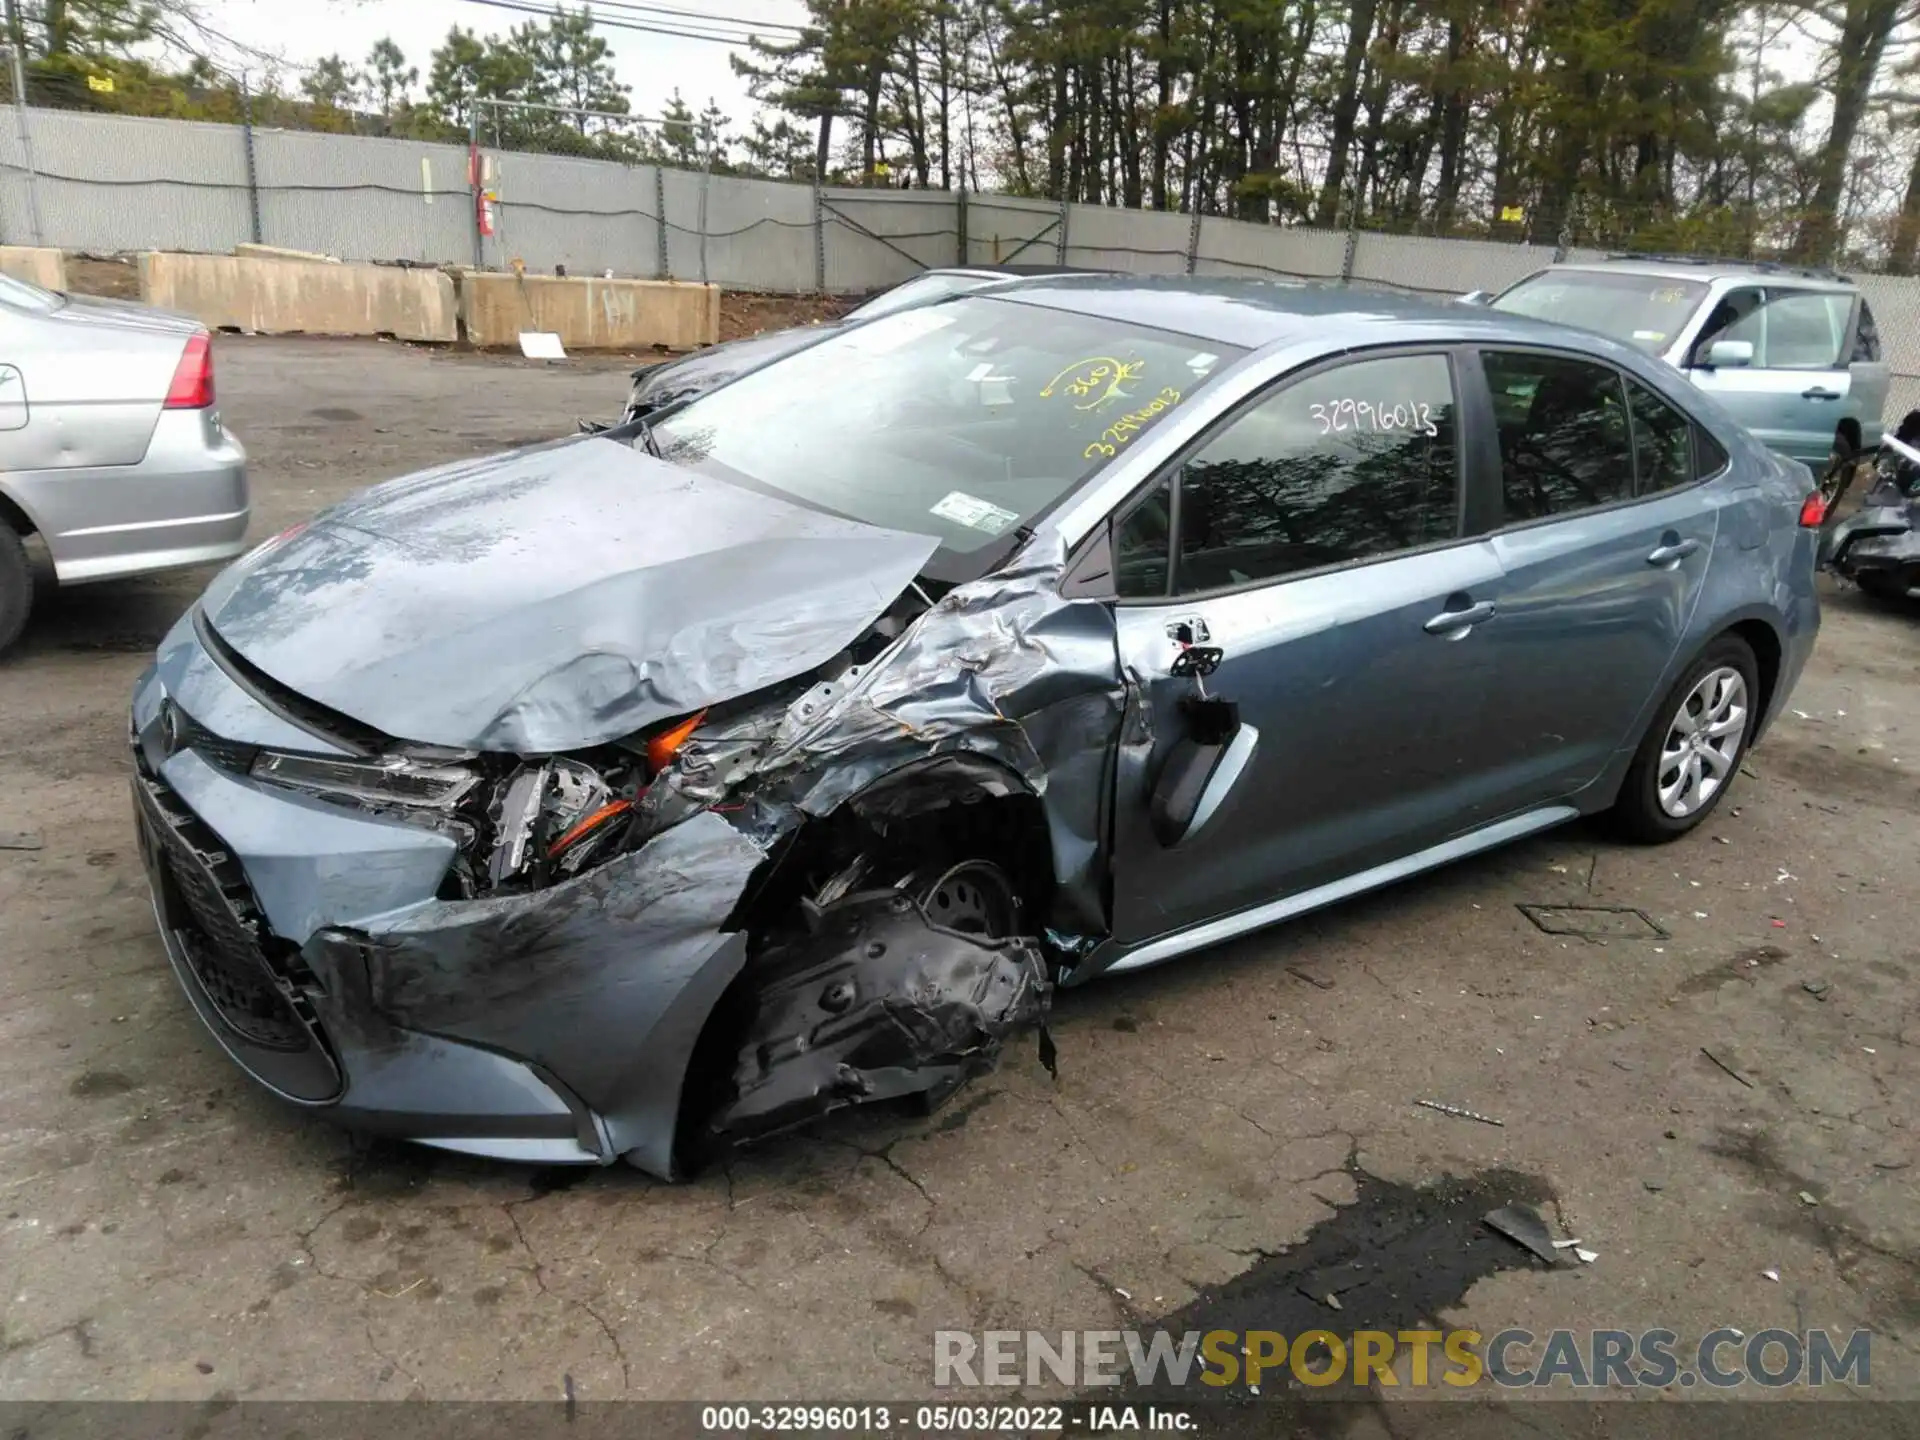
[130,277,1823,1176]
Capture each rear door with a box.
[1106,348,1509,946]
[1844,297,1891,448]
[1471,348,1720,813]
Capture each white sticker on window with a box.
[1187,351,1219,371]
[930,490,1019,535]
[1633,329,1666,342]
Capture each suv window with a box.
[1851,300,1881,363]
[1114,477,1172,598]
[1764,291,1850,368]
[1161,353,1459,594]
[1692,287,1852,369]
[1484,350,1633,521]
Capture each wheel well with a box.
[1727,619,1782,725]
[0,492,34,536]
[1836,417,1862,455]
[672,768,1058,1174]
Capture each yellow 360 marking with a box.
[1042,355,1147,411]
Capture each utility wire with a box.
[454,0,800,46]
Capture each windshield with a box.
[651,295,1243,564]
[843,271,1002,323]
[1492,270,1708,353]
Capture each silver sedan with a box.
[0,273,249,653]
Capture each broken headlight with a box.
[250,751,480,810]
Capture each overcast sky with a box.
[196,0,812,127]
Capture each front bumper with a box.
[130,619,764,1174]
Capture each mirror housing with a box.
[1704,339,1755,370]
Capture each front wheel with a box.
[1607,636,1759,844]
[0,525,33,657]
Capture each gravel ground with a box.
[0,338,1914,1424]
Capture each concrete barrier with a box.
[233,242,340,264]
[137,252,458,342]
[0,246,67,290]
[457,272,718,350]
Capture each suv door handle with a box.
[1424,600,1496,635]
[1803,387,1842,400]
[1647,538,1703,566]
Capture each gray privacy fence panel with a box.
[1066,203,1189,274]
[700,172,816,292]
[964,195,1058,266]
[1194,217,1346,281]
[660,167,709,280]
[0,107,249,253]
[822,188,957,292]
[255,128,471,265]
[1351,232,1556,297]
[489,149,655,277]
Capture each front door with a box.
[1687,287,1854,464]
[1106,349,1508,947]
[1471,348,1719,810]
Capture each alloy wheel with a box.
[1657,666,1748,818]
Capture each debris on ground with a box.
[1803,980,1831,1000]
[1286,965,1336,991]
[1483,1203,1564,1264]
[1763,1268,1781,1282]
[1701,1047,1756,1088]
[1415,1098,1506,1127]
[1798,1191,1819,1207]
[0,831,43,851]
[1575,1248,1598,1264]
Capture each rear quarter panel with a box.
[1,303,186,471]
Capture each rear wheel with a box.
[1608,635,1758,844]
[0,525,32,657]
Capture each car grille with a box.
[136,774,312,1052]
[175,707,259,776]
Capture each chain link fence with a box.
[4,85,1920,418]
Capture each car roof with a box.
[1544,256,1855,290]
[982,273,1557,348]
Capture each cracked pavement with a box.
[0,338,1914,1407]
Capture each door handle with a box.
[1802,387,1842,400]
[1423,600,1496,635]
[1647,538,1703,566]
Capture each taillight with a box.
[164,331,213,409]
[1798,491,1828,528]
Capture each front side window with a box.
[1168,352,1460,594]
[1690,287,1763,365]
[652,296,1243,562]
[1484,350,1633,522]
[1761,291,1850,369]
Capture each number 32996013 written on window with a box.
[1311,398,1439,437]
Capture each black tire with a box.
[1607,634,1759,844]
[0,525,32,657]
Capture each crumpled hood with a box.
[198,436,938,752]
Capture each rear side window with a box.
[1484,351,1633,521]
[1626,380,1695,494]
[1851,300,1881,363]
[1168,352,1460,593]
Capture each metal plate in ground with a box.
[1517,903,1668,940]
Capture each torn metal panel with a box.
[196,437,940,752]
[712,883,1051,1145]
[304,810,765,1178]
[648,533,1128,937]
